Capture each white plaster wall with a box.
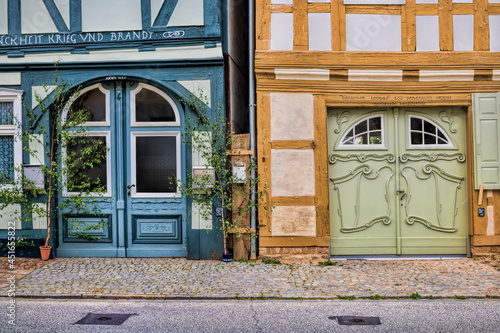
[271,149,315,197]
[0,204,21,229]
[416,16,439,51]
[0,73,21,86]
[271,206,316,236]
[191,202,212,230]
[346,14,401,51]
[82,0,142,32]
[29,134,45,165]
[275,69,330,81]
[271,93,314,141]
[309,13,332,51]
[0,45,223,67]
[21,0,65,34]
[271,13,293,51]
[167,0,204,27]
[192,131,211,166]
[32,86,56,109]
[453,15,474,51]
[0,0,6,35]
[178,80,211,107]
[32,203,47,229]
[191,132,213,230]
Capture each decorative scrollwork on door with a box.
[401,164,464,233]
[332,111,351,134]
[329,153,396,164]
[331,164,394,233]
[400,152,465,163]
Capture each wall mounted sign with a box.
[330,94,470,107]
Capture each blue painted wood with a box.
[42,0,70,32]
[7,0,21,35]
[70,0,82,32]
[153,0,179,28]
[114,82,127,257]
[141,0,152,30]
[15,64,225,259]
[0,27,213,55]
[204,0,221,37]
[0,0,223,56]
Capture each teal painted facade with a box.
[0,0,247,259]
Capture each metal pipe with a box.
[248,0,257,260]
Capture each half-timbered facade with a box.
[256,0,500,258]
[0,0,248,259]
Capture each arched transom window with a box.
[339,115,384,147]
[409,116,453,148]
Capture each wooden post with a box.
[229,134,253,260]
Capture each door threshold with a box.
[330,255,467,260]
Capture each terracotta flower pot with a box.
[39,245,52,261]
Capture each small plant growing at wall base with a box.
[177,91,269,261]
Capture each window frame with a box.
[62,131,112,197]
[407,114,455,150]
[0,89,23,189]
[130,83,180,127]
[62,83,110,127]
[130,131,181,198]
[338,114,386,149]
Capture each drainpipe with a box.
[248,0,257,260]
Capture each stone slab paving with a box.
[2,258,499,299]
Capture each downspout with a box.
[249,0,257,260]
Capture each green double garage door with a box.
[328,107,467,256]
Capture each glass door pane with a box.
[132,134,179,196]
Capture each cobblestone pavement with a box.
[0,258,53,288]
[2,257,499,299]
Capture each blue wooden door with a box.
[57,81,186,257]
[121,82,186,257]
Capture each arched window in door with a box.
[131,83,180,126]
[409,115,454,148]
[63,83,111,196]
[338,114,384,148]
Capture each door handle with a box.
[127,184,135,196]
[396,189,406,201]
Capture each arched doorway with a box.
[57,81,187,257]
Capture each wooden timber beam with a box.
[255,51,500,69]
[259,236,330,248]
[254,79,500,95]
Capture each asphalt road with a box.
[1,298,499,333]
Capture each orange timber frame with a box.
[255,0,500,256]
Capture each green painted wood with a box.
[328,107,467,256]
[473,93,500,189]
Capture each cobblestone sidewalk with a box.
[2,257,499,299]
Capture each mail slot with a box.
[192,167,215,188]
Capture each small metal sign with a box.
[74,313,135,326]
